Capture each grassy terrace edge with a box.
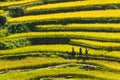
[0,66,120,80]
[0,57,120,75]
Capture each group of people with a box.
[71,47,89,56]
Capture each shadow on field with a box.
[29,38,70,45]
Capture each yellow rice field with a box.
[0,0,120,79]
[0,0,37,8]
[26,0,120,13]
[8,10,120,23]
[70,39,120,50]
[36,23,120,31]
[3,32,120,42]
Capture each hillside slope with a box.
[0,0,120,80]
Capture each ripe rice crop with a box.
[0,44,80,55]
[87,60,120,71]
[1,0,120,79]
[0,57,119,74]
[0,10,4,14]
[36,23,120,32]
[25,0,120,13]
[0,66,120,80]
[0,44,120,58]
[0,0,84,8]
[0,57,79,71]
[0,0,37,8]
[8,10,120,23]
[3,32,120,42]
[70,39,120,51]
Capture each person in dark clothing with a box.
[85,48,89,55]
[71,47,75,56]
[79,47,82,56]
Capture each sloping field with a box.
[25,0,120,14]
[0,45,120,58]
[0,66,120,80]
[0,0,120,79]
[2,32,120,42]
[70,39,120,50]
[0,0,83,8]
[0,57,119,71]
[8,10,120,23]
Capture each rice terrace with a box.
[0,0,120,80]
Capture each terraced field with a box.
[0,0,120,80]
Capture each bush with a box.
[8,24,30,34]
[0,30,9,38]
[0,42,7,50]
[9,7,25,17]
[0,39,31,50]
[0,16,6,26]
